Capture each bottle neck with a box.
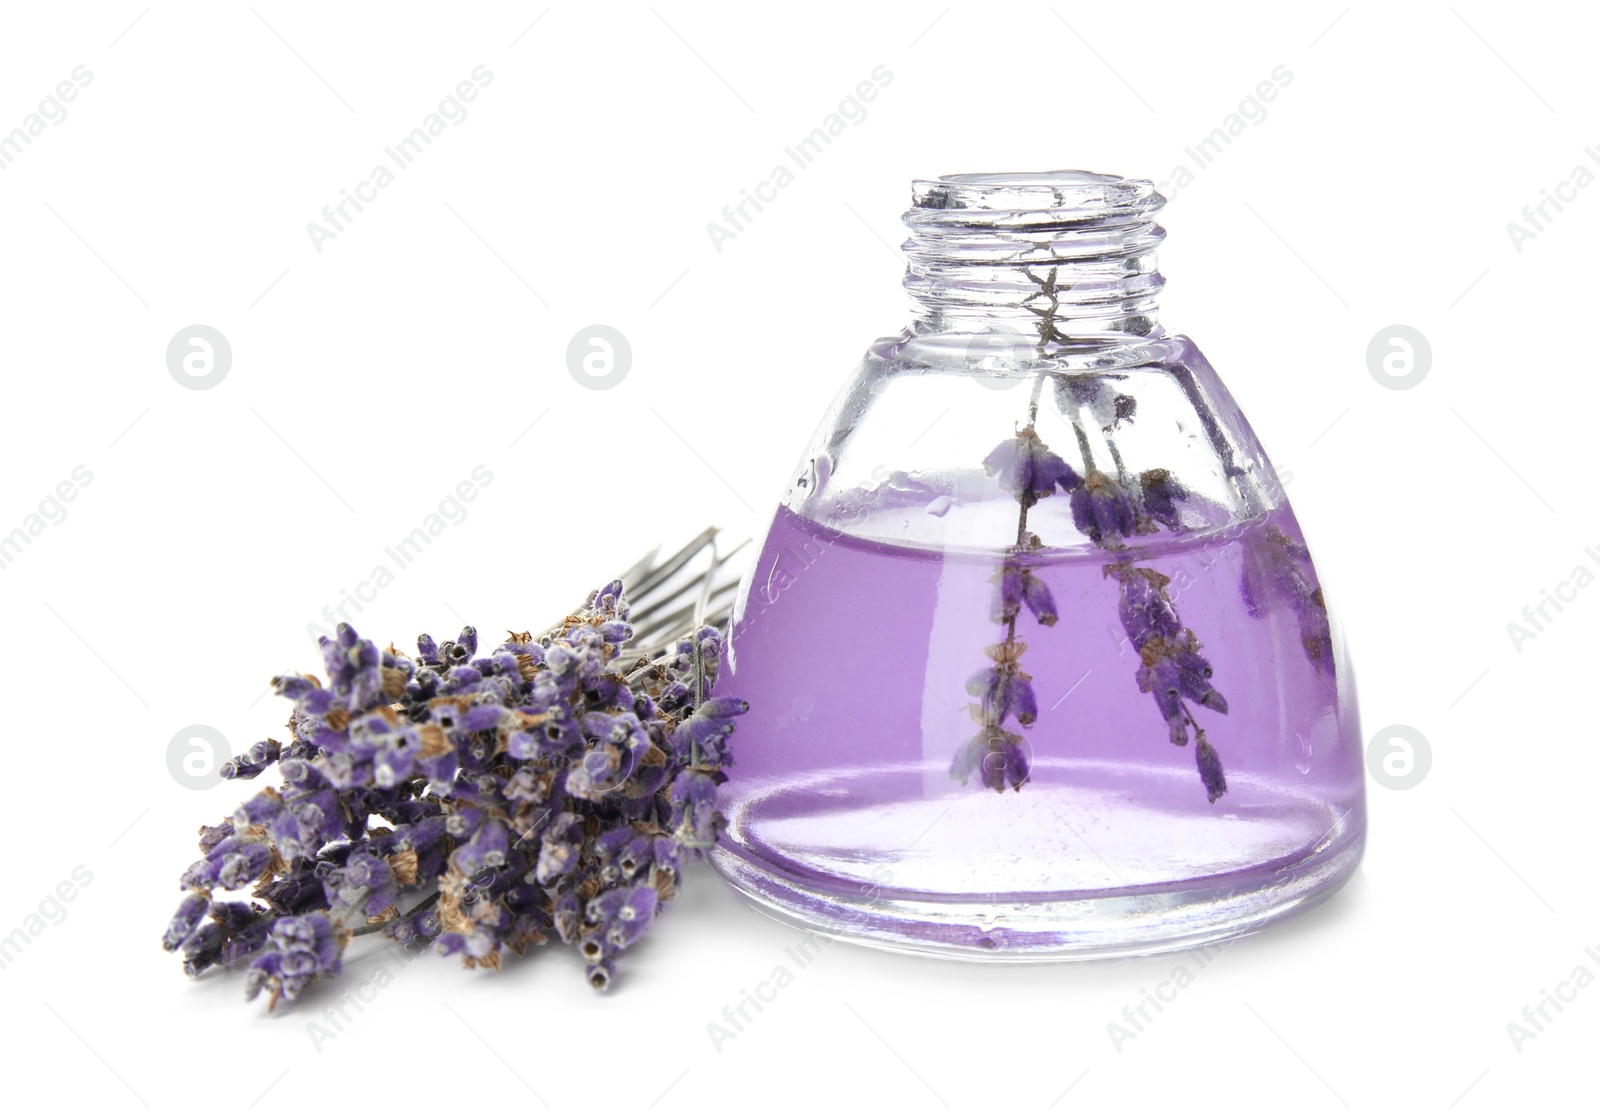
[902,171,1166,345]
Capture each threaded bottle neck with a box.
[902,171,1166,344]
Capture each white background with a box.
[0,2,1593,1112]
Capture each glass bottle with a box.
[712,171,1364,958]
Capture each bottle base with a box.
[708,758,1364,961]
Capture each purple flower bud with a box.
[256,869,325,916]
[982,426,1081,504]
[1139,468,1186,532]
[694,624,721,655]
[582,712,632,746]
[1007,672,1038,726]
[1196,736,1227,803]
[208,900,261,935]
[617,834,653,878]
[1071,470,1138,543]
[179,856,220,890]
[590,578,625,614]
[1174,647,1227,714]
[586,887,629,925]
[218,911,273,968]
[697,696,749,721]
[197,819,234,854]
[291,789,344,848]
[445,664,484,690]
[402,816,450,882]
[651,836,681,880]
[670,711,735,766]
[221,738,281,780]
[1241,526,1333,673]
[373,741,418,788]
[452,819,510,877]
[1115,566,1181,648]
[966,665,1005,724]
[966,664,1034,728]
[246,913,343,1005]
[605,885,659,950]
[182,921,225,977]
[669,771,721,847]
[272,674,318,700]
[1019,569,1057,626]
[551,891,581,944]
[657,680,692,712]
[217,842,272,889]
[233,789,284,828]
[1136,658,1189,746]
[504,730,542,761]
[536,813,583,885]
[578,931,608,964]
[338,851,392,891]
[981,735,1030,792]
[163,892,210,952]
[1297,590,1334,676]
[992,561,1025,624]
[460,705,503,733]
[950,729,1029,792]
[586,959,614,992]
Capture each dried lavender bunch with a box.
[162,579,745,1008]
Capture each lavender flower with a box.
[220,738,280,781]
[180,921,224,976]
[955,426,1082,793]
[1021,570,1058,627]
[1139,468,1186,533]
[1110,560,1231,791]
[1071,470,1138,543]
[1195,733,1227,804]
[954,289,1234,804]
[1242,524,1334,675]
[950,728,1030,793]
[992,557,1057,627]
[669,771,722,847]
[589,883,659,950]
[162,892,209,952]
[325,851,399,919]
[171,899,275,977]
[965,657,1037,727]
[1115,566,1182,648]
[982,426,1081,506]
[166,576,747,1007]
[245,913,344,1007]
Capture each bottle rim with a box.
[910,170,1164,224]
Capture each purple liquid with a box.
[710,504,1365,957]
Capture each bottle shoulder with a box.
[780,329,1288,554]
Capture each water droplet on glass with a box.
[1295,731,1313,775]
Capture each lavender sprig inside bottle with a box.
[950,426,1078,792]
